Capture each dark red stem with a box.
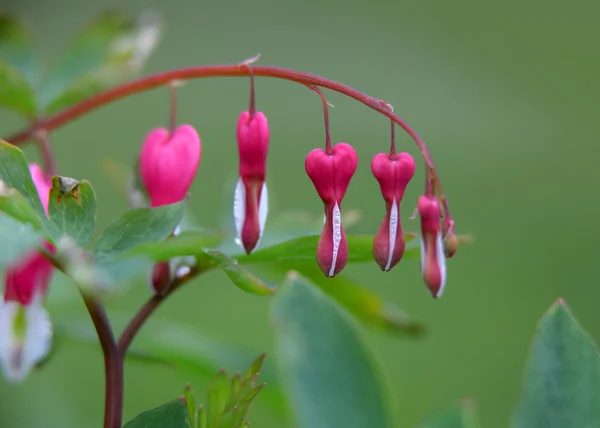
[168,83,178,135]
[389,119,396,160]
[309,85,332,154]
[247,65,256,119]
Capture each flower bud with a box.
[443,218,458,258]
[0,164,54,381]
[233,111,269,254]
[151,262,171,295]
[417,195,446,298]
[305,143,357,277]
[139,124,201,207]
[371,152,415,271]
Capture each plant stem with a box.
[81,293,123,428]
[4,64,447,204]
[34,130,57,178]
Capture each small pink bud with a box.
[417,195,446,298]
[371,152,415,271]
[305,143,358,277]
[28,163,52,215]
[233,111,270,254]
[151,262,171,295]
[4,242,55,306]
[139,125,201,207]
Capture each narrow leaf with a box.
[197,405,206,428]
[512,299,600,428]
[0,212,43,267]
[48,176,96,246]
[273,264,422,336]
[126,230,226,261]
[0,140,45,217]
[0,15,37,116]
[271,272,391,428]
[219,384,265,428]
[234,234,417,266]
[244,353,266,382]
[92,200,186,258]
[41,10,163,113]
[419,398,482,428]
[201,249,276,296]
[206,370,231,428]
[123,398,191,428]
[183,384,197,428]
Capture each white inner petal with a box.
[0,298,52,382]
[255,182,269,250]
[328,202,342,277]
[435,232,447,297]
[420,238,426,273]
[385,199,399,271]
[233,178,246,249]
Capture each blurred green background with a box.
[1,0,599,426]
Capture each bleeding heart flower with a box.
[233,111,269,254]
[0,164,55,382]
[417,195,446,298]
[139,124,201,207]
[371,152,415,271]
[305,143,357,277]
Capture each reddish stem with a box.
[247,66,256,119]
[168,83,178,135]
[4,64,446,204]
[309,85,333,154]
[389,119,396,160]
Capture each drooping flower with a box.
[417,195,446,298]
[233,111,270,254]
[139,124,202,207]
[371,152,415,271]
[305,143,358,277]
[0,163,55,382]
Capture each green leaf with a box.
[0,15,37,116]
[126,230,226,261]
[47,176,96,246]
[40,10,163,113]
[419,399,481,428]
[271,272,391,428]
[92,200,186,258]
[0,185,43,230]
[183,384,197,428]
[235,234,416,266]
[272,264,422,336]
[244,353,266,382]
[219,384,265,428]
[0,140,45,217]
[123,398,191,428]
[206,370,231,428]
[197,405,206,428]
[512,299,600,428]
[200,249,276,296]
[0,212,44,267]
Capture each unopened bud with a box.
[417,195,446,298]
[151,262,171,295]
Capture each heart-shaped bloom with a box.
[233,111,269,254]
[305,143,357,277]
[139,124,202,207]
[417,195,446,298]
[0,163,55,382]
[371,152,415,271]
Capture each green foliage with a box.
[0,140,46,218]
[418,399,482,428]
[91,200,186,258]
[271,272,391,428]
[512,299,600,428]
[0,212,44,267]
[47,176,96,246]
[0,15,37,116]
[125,230,225,260]
[0,182,43,231]
[123,398,191,428]
[182,354,267,428]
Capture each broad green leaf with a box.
[234,234,417,266]
[0,185,43,230]
[40,11,163,113]
[271,264,422,336]
[0,140,45,217]
[419,399,481,428]
[512,299,600,428]
[123,398,191,428]
[183,384,197,428]
[0,212,43,267]
[200,249,276,296]
[92,200,186,258]
[271,272,391,428]
[126,230,226,261]
[206,370,231,428]
[48,176,96,246]
[0,15,37,116]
